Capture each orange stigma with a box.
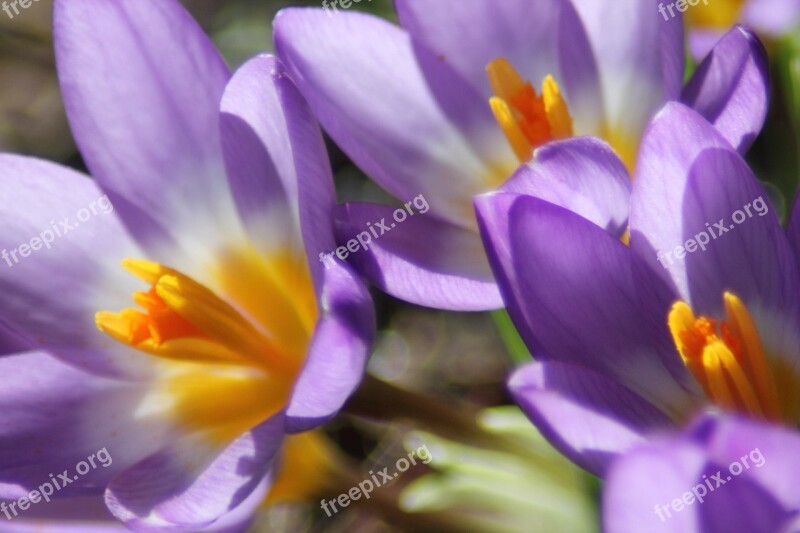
[668,292,792,423]
[486,58,573,162]
[96,258,299,375]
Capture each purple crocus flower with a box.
[475,101,800,477]
[604,414,800,532]
[0,0,373,530]
[681,0,800,57]
[273,0,768,311]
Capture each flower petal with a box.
[741,0,800,36]
[0,350,166,500]
[105,415,283,530]
[220,55,299,256]
[273,8,511,228]
[333,202,503,311]
[477,192,695,413]
[604,415,798,533]
[285,260,374,433]
[0,155,142,367]
[54,0,240,255]
[220,54,337,295]
[570,0,684,145]
[631,103,800,363]
[701,415,800,512]
[603,436,710,532]
[509,362,673,476]
[501,136,631,236]
[682,25,769,153]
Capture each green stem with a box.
[491,309,531,366]
[345,374,536,458]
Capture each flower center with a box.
[95,253,316,443]
[486,58,573,163]
[668,291,793,423]
[685,0,746,30]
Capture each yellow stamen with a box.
[667,292,787,422]
[95,251,317,445]
[97,258,298,375]
[486,58,573,163]
[542,75,573,139]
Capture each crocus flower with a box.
[0,0,373,530]
[475,102,800,477]
[273,0,768,311]
[679,0,800,57]
[604,413,800,533]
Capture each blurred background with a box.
[1,1,799,531]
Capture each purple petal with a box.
[0,155,142,365]
[285,261,374,433]
[741,0,800,35]
[273,8,512,229]
[1,495,121,532]
[54,0,240,254]
[682,25,769,153]
[0,351,162,500]
[604,415,799,533]
[478,192,695,412]
[0,320,29,355]
[220,54,337,295]
[501,136,631,236]
[631,103,800,363]
[106,415,283,530]
[688,29,726,60]
[570,0,684,144]
[603,437,710,533]
[220,55,299,256]
[701,415,800,512]
[333,202,502,311]
[395,0,604,134]
[509,362,674,476]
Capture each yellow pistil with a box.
[487,58,573,162]
[685,0,746,30]
[667,292,791,423]
[96,253,316,444]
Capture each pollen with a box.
[487,58,573,162]
[668,292,789,422]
